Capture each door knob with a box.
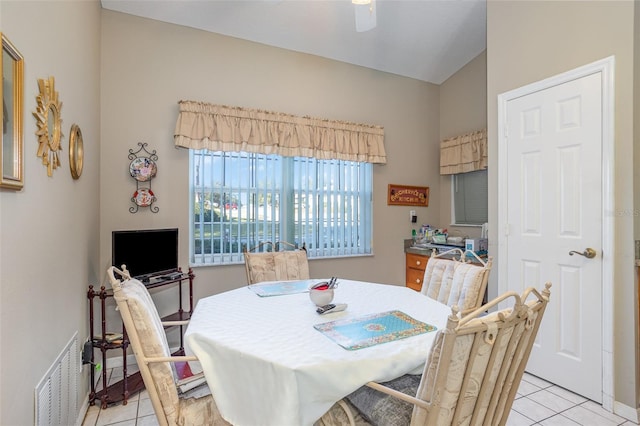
[569,248,596,259]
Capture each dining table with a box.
[184,278,452,426]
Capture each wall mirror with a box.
[0,33,24,190]
[69,124,83,179]
[33,76,62,177]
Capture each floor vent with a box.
[35,332,79,426]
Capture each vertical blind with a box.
[190,151,372,265]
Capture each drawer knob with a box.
[415,278,421,284]
[415,260,421,266]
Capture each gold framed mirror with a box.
[33,76,62,177]
[69,124,83,179]
[0,33,24,190]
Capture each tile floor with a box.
[82,365,638,426]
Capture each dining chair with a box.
[107,265,230,426]
[421,249,493,316]
[243,241,310,284]
[337,283,551,426]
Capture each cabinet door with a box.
[406,268,424,291]
[406,253,428,271]
[405,253,428,292]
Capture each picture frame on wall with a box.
[0,33,24,190]
[387,184,429,207]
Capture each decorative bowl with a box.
[309,286,334,306]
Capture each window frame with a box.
[450,169,488,226]
[189,150,374,266]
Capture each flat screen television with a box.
[112,228,178,279]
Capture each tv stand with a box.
[87,267,195,408]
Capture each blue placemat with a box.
[248,280,318,297]
[314,310,437,350]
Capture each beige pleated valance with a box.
[440,129,488,175]
[174,101,387,164]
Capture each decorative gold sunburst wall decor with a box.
[33,76,63,177]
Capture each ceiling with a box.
[100,0,487,85]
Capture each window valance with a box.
[440,129,487,175]
[174,100,386,164]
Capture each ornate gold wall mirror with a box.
[69,124,83,179]
[33,76,62,177]
[0,33,24,190]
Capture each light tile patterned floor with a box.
[82,366,638,426]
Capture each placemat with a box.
[248,280,317,297]
[314,310,437,350]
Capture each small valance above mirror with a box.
[440,129,487,175]
[174,100,386,164]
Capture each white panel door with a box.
[504,72,602,402]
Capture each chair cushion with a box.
[346,374,420,426]
[448,263,487,312]
[435,262,458,305]
[422,258,489,314]
[273,250,310,280]
[121,278,180,423]
[430,333,477,424]
[315,400,371,426]
[246,250,310,283]
[414,308,524,425]
[346,287,547,426]
[421,258,458,301]
[178,392,231,426]
[245,252,277,282]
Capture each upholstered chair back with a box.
[412,284,550,425]
[110,268,181,423]
[345,283,551,426]
[108,266,226,426]
[421,251,493,315]
[421,257,458,300]
[244,242,310,284]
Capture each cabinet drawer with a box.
[406,267,425,290]
[406,280,423,292]
[406,253,429,271]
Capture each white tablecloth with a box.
[184,279,452,426]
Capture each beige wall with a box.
[634,0,640,408]
[487,0,636,409]
[438,51,487,239]
[636,2,640,237]
[2,2,634,423]
[100,10,442,311]
[0,1,101,424]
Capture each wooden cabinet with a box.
[406,252,428,292]
[87,267,194,408]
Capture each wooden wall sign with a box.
[387,184,429,207]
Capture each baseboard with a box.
[76,394,90,426]
[614,400,639,423]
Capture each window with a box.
[190,150,373,265]
[452,169,488,225]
